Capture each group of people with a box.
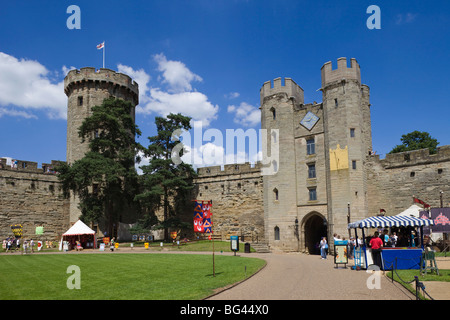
[319,234,360,260]
[3,237,36,254]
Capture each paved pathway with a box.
[207,252,415,300]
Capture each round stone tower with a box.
[64,67,139,164]
[64,67,139,223]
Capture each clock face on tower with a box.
[300,111,319,131]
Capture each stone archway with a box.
[302,212,327,255]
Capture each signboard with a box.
[35,226,44,235]
[99,243,105,251]
[171,231,177,240]
[230,236,239,252]
[144,242,149,249]
[430,208,450,232]
[334,240,348,266]
[103,237,110,245]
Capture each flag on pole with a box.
[96,41,105,68]
[413,197,430,208]
[193,200,212,233]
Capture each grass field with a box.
[0,253,266,300]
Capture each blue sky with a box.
[1,1,449,168]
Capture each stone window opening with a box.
[273,188,279,201]
[352,160,357,170]
[308,163,316,179]
[270,107,276,120]
[306,138,315,155]
[274,226,280,241]
[78,96,83,106]
[334,98,338,107]
[350,128,355,137]
[308,187,317,201]
[410,171,415,177]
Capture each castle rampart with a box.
[260,77,304,105]
[64,67,139,104]
[194,162,264,241]
[0,158,70,241]
[367,146,450,216]
[321,57,361,88]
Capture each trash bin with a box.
[244,242,251,253]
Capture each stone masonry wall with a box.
[367,146,450,215]
[194,162,264,241]
[0,158,70,240]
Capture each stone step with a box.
[251,243,271,253]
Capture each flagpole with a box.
[103,41,105,69]
[211,200,215,277]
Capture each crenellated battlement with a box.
[321,57,361,88]
[369,145,450,168]
[0,158,64,174]
[260,77,304,105]
[64,67,139,102]
[197,162,263,177]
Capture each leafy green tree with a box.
[136,113,196,241]
[57,98,143,234]
[389,130,439,154]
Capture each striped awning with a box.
[348,215,434,229]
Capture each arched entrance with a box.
[302,212,327,255]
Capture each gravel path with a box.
[207,252,415,300]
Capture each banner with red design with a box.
[193,200,212,233]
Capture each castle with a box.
[1,58,449,253]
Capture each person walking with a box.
[369,232,383,269]
[320,237,328,259]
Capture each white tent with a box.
[395,204,423,218]
[60,220,97,250]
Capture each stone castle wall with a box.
[367,146,450,216]
[0,158,70,240]
[194,162,264,241]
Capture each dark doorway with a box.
[304,214,327,255]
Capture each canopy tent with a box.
[348,215,434,229]
[61,220,97,249]
[348,215,434,270]
[395,204,423,218]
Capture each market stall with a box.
[348,215,434,270]
[60,220,97,251]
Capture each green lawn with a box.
[0,253,265,300]
[386,269,450,300]
[127,240,255,252]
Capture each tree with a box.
[389,130,439,155]
[135,113,196,241]
[57,97,143,235]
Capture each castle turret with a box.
[321,58,371,238]
[260,77,304,251]
[64,67,139,164]
[64,67,139,222]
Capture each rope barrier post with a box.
[414,276,419,300]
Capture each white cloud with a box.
[225,92,240,99]
[140,88,219,127]
[227,102,260,127]
[121,53,219,127]
[153,53,202,93]
[117,64,151,104]
[395,13,418,25]
[0,108,38,119]
[0,52,67,119]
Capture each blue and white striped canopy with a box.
[348,215,434,229]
